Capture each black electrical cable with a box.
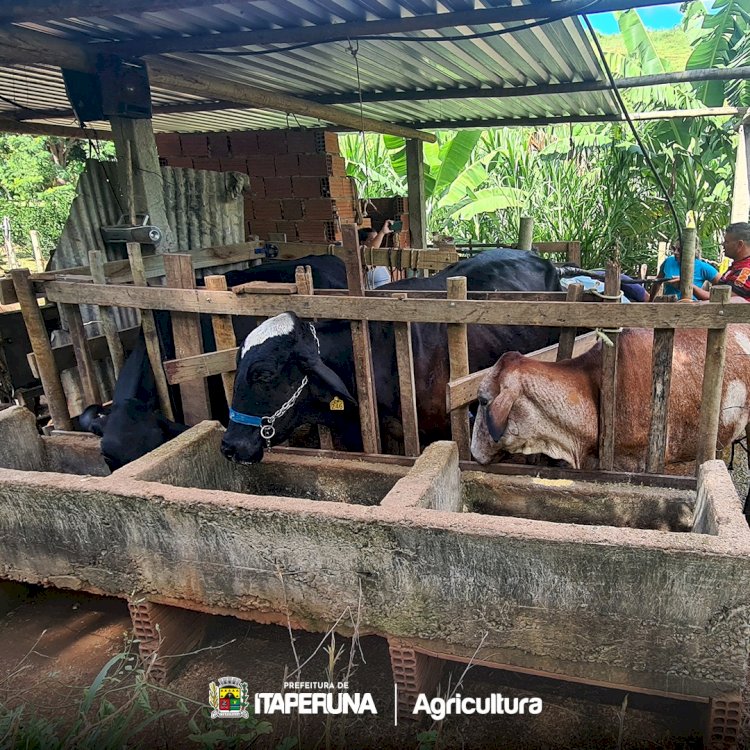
[582,15,683,249]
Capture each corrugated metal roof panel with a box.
[1,0,620,131]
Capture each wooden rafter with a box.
[0,26,435,142]
[0,116,113,139]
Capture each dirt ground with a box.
[0,586,706,750]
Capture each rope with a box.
[348,39,371,204]
[594,328,622,346]
[590,289,622,301]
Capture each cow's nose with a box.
[220,439,237,460]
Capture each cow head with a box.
[470,351,595,468]
[221,312,355,464]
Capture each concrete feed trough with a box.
[0,409,748,746]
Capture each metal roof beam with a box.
[0,0,235,24]
[0,26,435,142]
[98,0,684,58]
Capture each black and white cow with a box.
[221,248,563,463]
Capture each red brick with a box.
[286,130,318,153]
[247,220,277,239]
[243,196,255,217]
[264,176,292,198]
[275,221,299,239]
[230,132,259,156]
[305,197,335,220]
[155,132,182,157]
[179,134,209,157]
[274,154,300,175]
[326,176,353,199]
[192,158,222,171]
[209,133,230,157]
[328,155,348,177]
[249,177,266,198]
[313,130,340,154]
[164,156,193,168]
[246,155,277,177]
[297,153,328,176]
[219,158,248,172]
[296,221,329,242]
[252,199,283,220]
[257,130,288,154]
[282,199,304,220]
[292,176,325,198]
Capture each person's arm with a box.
[369,220,394,250]
[692,284,712,301]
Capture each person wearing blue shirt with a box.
[659,240,720,300]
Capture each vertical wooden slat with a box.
[598,261,621,471]
[295,265,334,450]
[447,276,471,460]
[679,227,697,301]
[391,292,420,457]
[10,268,72,430]
[556,283,583,361]
[696,285,732,469]
[517,216,533,251]
[204,275,237,407]
[646,327,675,473]
[63,301,101,407]
[29,230,44,272]
[88,250,125,378]
[163,253,211,425]
[406,139,427,250]
[126,242,174,422]
[342,224,380,455]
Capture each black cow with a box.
[221,248,563,464]
[80,255,348,469]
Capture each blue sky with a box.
[587,3,691,35]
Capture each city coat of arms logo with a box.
[209,676,250,719]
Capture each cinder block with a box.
[292,176,325,198]
[287,130,318,153]
[249,177,266,198]
[209,133,230,157]
[246,155,277,177]
[179,134,209,157]
[247,219,277,239]
[274,154,300,175]
[275,220,299,239]
[305,197,335,220]
[282,199,304,220]
[219,158,249,172]
[264,176,292,198]
[297,153,329,176]
[252,199,283,220]
[191,158,222,171]
[165,157,194,168]
[155,132,182,157]
[313,129,340,154]
[229,132,259,156]
[257,129,288,154]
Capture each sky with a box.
[587,3,692,35]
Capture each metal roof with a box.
[0,0,621,133]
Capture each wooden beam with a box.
[61,302,101,406]
[556,283,584,361]
[0,0,227,23]
[679,227,697,301]
[391,293,420,457]
[100,0,683,57]
[204,274,237,407]
[447,276,471,460]
[88,249,125,377]
[0,27,434,143]
[598,262,621,471]
[405,139,427,251]
[645,327,675,474]
[0,116,112,140]
[43,282,750,329]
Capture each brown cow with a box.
[470,326,750,472]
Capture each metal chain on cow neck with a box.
[256,323,320,448]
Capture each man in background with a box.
[659,237,720,300]
[358,219,394,288]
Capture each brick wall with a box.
[155,128,388,245]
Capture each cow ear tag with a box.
[329,397,345,411]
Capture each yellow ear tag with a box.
[329,397,344,411]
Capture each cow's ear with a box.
[306,358,356,407]
[486,383,520,442]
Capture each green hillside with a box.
[597,28,692,72]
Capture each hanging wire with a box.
[582,15,683,249]
[347,38,374,217]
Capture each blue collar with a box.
[229,408,263,426]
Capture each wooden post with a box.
[730,119,749,222]
[88,250,125,378]
[29,230,44,272]
[62,302,101,406]
[447,276,471,460]
[646,327,675,473]
[598,261,621,471]
[342,224,380,455]
[406,139,427,250]
[163,254,211,425]
[295,265,334,450]
[391,292,420,457]
[126,242,174,421]
[2,217,18,269]
[696,285,732,469]
[203,274,237,407]
[556,283,583,361]
[10,269,72,429]
[518,216,533,251]
[679,227,697,301]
